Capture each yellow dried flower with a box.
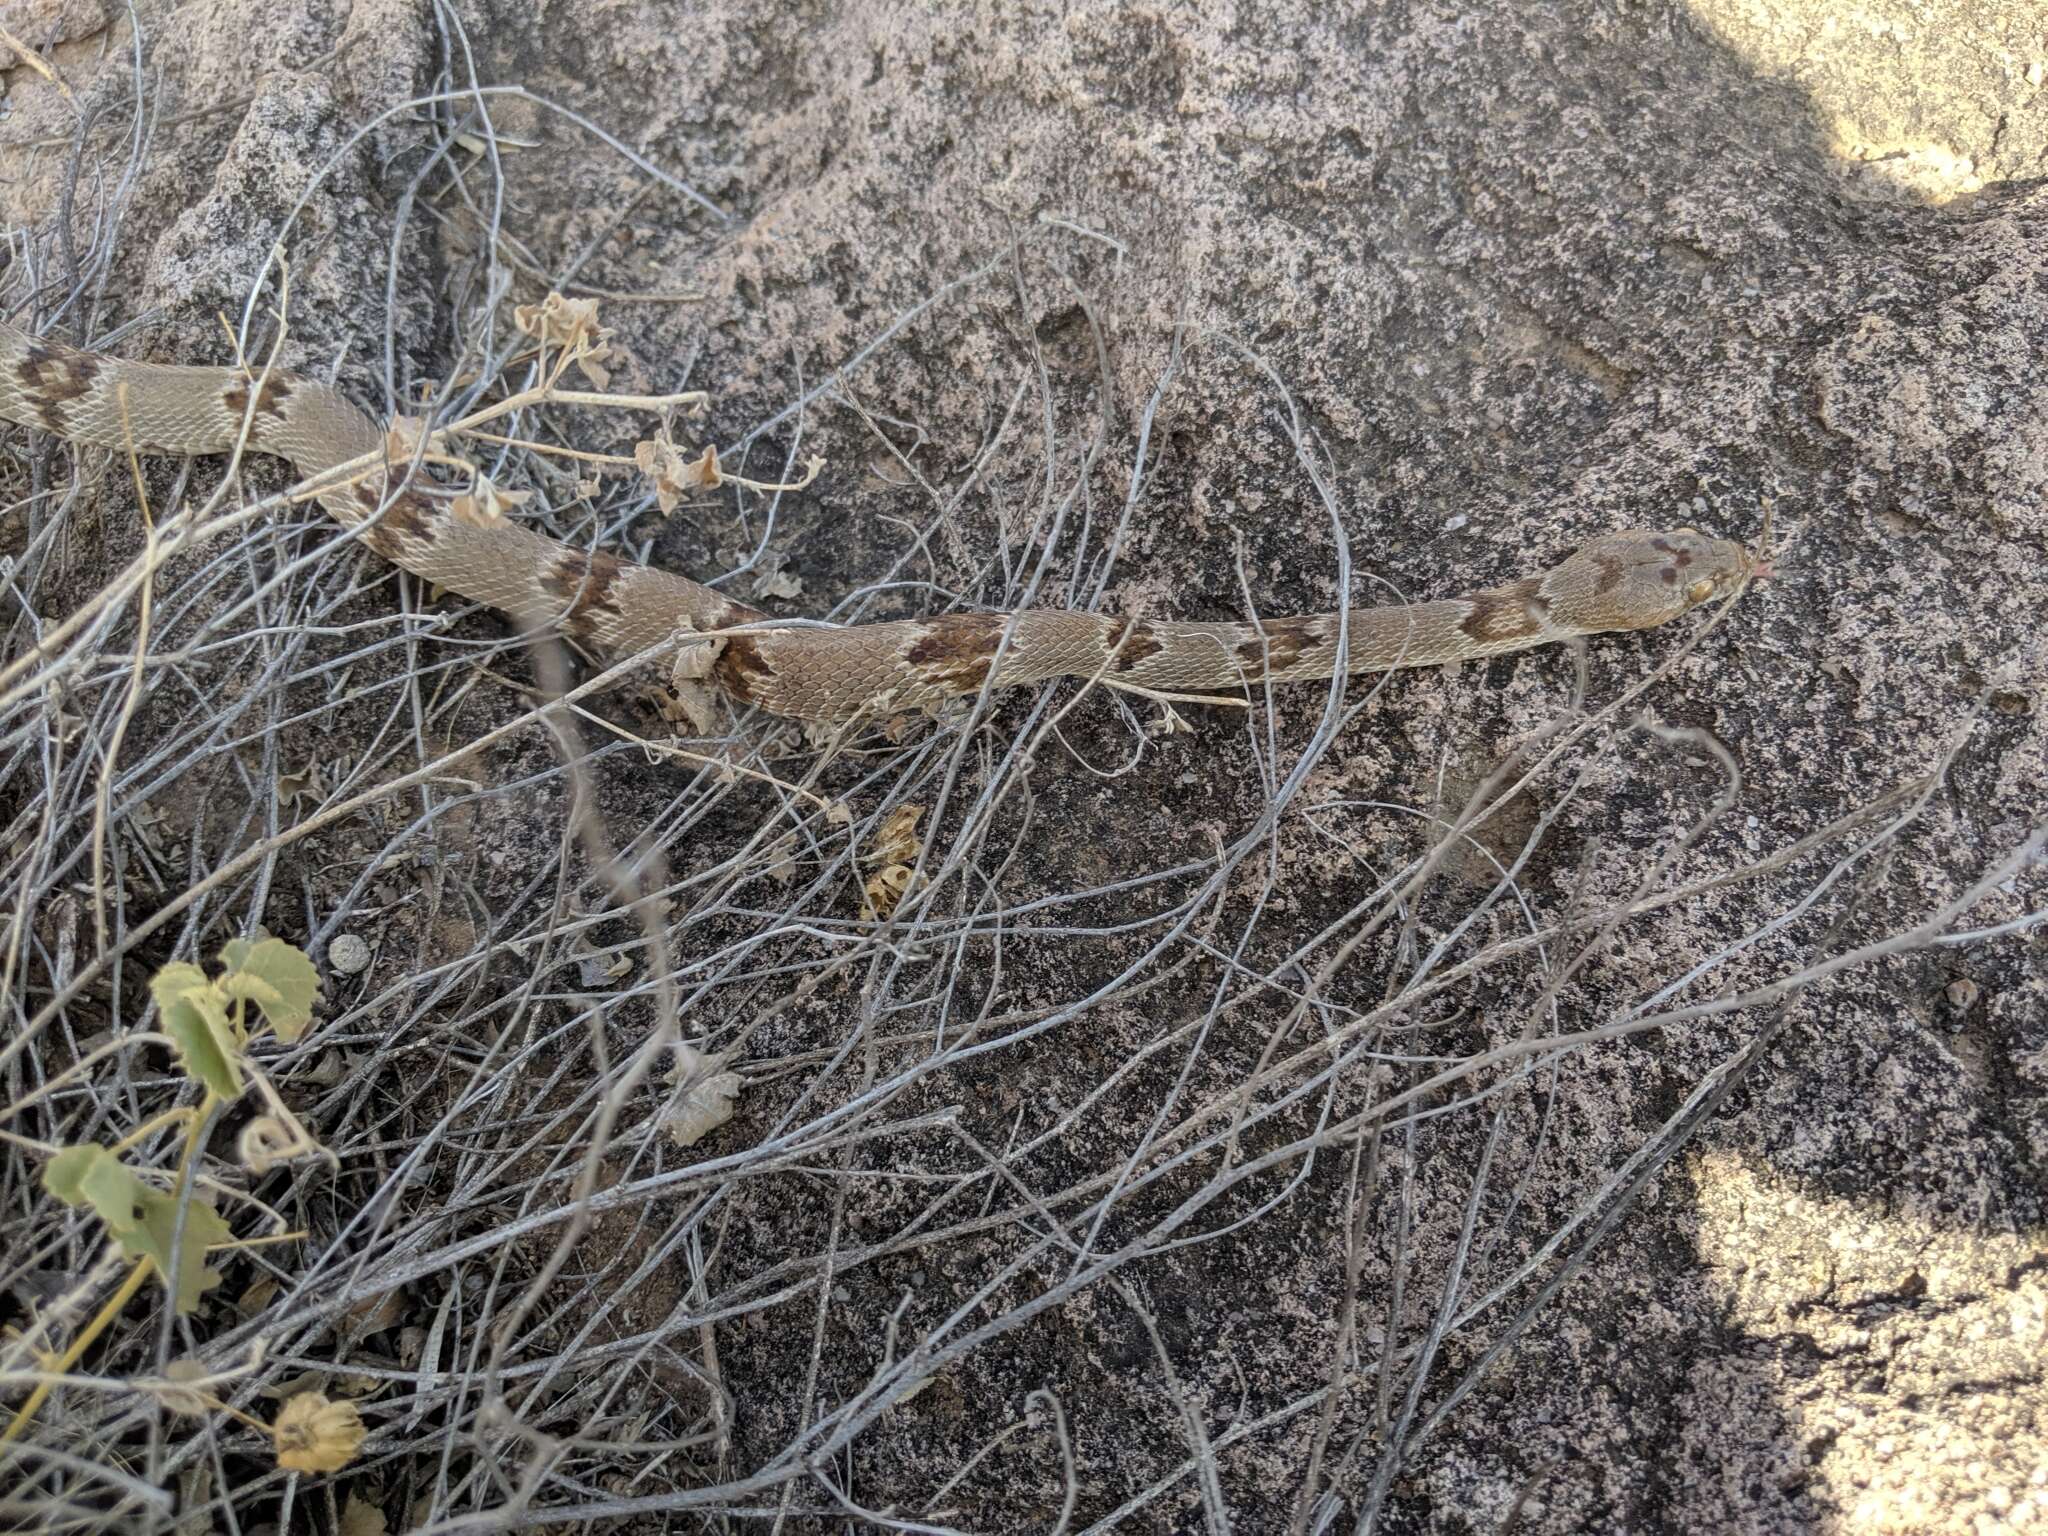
[272,1389,365,1474]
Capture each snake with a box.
[0,316,1759,724]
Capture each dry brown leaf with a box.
[659,1042,744,1147]
[275,763,324,807]
[345,1285,406,1339]
[633,429,726,513]
[759,832,801,886]
[513,292,613,386]
[262,1368,329,1402]
[450,472,530,527]
[237,1112,315,1175]
[176,1461,212,1536]
[272,1390,365,1474]
[237,1273,280,1317]
[383,414,428,462]
[866,804,926,868]
[155,1359,213,1417]
[514,291,602,348]
[633,430,687,514]
[864,806,929,868]
[646,682,695,726]
[681,443,722,489]
[750,551,805,601]
[340,1493,388,1536]
[862,862,920,921]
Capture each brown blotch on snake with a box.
[1236,615,1326,674]
[543,549,628,636]
[1457,577,1549,644]
[715,634,781,706]
[16,344,99,434]
[1650,536,1696,586]
[350,481,438,560]
[221,374,295,422]
[903,614,1006,693]
[1105,618,1167,672]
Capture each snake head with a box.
[1559,527,1759,632]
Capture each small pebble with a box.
[1944,977,1980,1011]
[328,933,372,975]
[1442,514,1469,533]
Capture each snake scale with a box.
[0,316,1757,723]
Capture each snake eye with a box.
[1685,578,1715,605]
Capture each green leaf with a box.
[131,1188,231,1315]
[218,937,321,1043]
[152,967,244,1099]
[42,1145,231,1313]
[44,1144,136,1217]
[43,1143,105,1205]
[148,962,211,1011]
[80,1148,147,1235]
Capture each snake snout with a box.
[1663,535,1762,620]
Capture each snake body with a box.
[0,318,1755,722]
